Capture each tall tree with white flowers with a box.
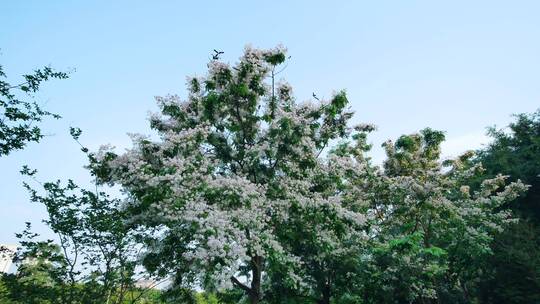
[89,46,370,303]
[358,129,529,303]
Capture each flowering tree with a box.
[360,129,528,303]
[90,46,368,303]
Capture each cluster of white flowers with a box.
[93,144,116,162]
[207,61,231,77]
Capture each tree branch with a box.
[230,276,251,293]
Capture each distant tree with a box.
[473,110,540,304]
[0,64,68,156]
[3,223,66,304]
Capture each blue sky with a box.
[1,1,539,243]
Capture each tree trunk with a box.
[249,256,262,304]
[318,293,330,304]
[230,256,264,304]
[318,282,331,304]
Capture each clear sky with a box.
[1,1,539,243]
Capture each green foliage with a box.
[476,110,540,219]
[195,292,220,304]
[3,223,68,303]
[0,64,68,156]
[263,52,286,66]
[473,110,540,303]
[4,164,149,304]
[478,222,540,304]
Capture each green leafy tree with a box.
[473,110,540,304]
[6,159,150,304]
